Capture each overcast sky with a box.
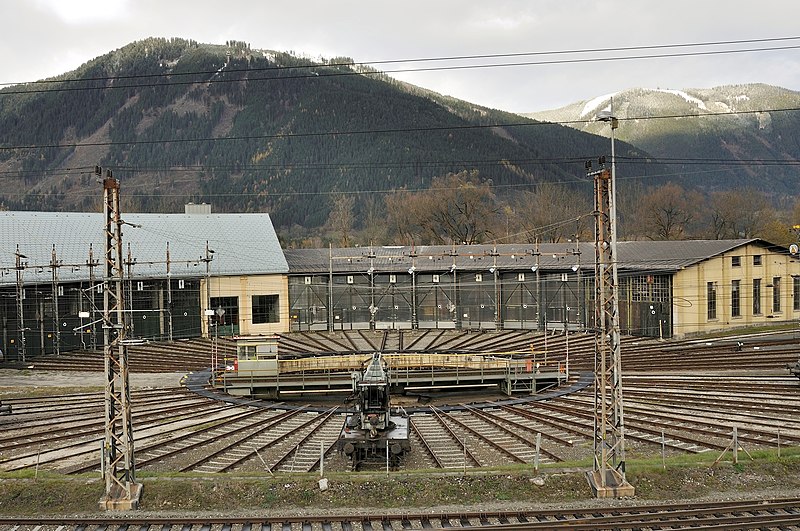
[1,0,799,113]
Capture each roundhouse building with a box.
[2,207,798,361]
[284,239,799,339]
[0,209,288,361]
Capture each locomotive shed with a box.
[1,329,799,477]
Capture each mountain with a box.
[0,37,654,240]
[5,39,793,246]
[525,85,800,196]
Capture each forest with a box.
[319,170,800,249]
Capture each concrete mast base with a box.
[586,470,635,498]
[99,482,143,511]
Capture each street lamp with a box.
[590,97,634,497]
[596,103,619,249]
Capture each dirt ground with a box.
[0,369,186,393]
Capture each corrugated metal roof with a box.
[284,239,774,275]
[2,208,783,286]
[0,211,287,285]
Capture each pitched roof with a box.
[284,239,780,275]
[0,211,287,286]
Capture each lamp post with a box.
[202,242,215,338]
[588,97,633,498]
[596,103,619,248]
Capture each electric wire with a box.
[2,106,800,153]
[0,163,789,200]
[2,38,800,95]
[4,35,800,88]
[0,38,796,242]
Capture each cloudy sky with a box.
[1,0,799,113]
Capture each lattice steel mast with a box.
[587,106,634,498]
[99,167,142,510]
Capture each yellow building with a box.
[202,274,290,337]
[672,240,799,337]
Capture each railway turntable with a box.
[219,335,568,399]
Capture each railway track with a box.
[2,368,797,475]
[1,497,799,529]
[1,330,799,529]
[1,330,798,476]
[0,338,236,373]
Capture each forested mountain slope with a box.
[0,38,655,239]
[525,85,800,195]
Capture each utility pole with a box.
[14,246,26,363]
[166,242,173,341]
[202,241,214,338]
[491,247,500,329]
[98,166,142,510]
[409,247,418,329]
[328,244,334,332]
[51,245,61,356]
[88,244,98,351]
[587,153,634,498]
[126,243,134,337]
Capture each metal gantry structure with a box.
[588,154,634,497]
[98,168,142,510]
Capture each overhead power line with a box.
[4,35,800,88]
[2,106,800,152]
[0,161,791,201]
[2,37,800,95]
[0,154,797,183]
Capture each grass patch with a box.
[2,450,799,516]
[693,322,797,338]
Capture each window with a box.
[631,275,670,303]
[752,279,761,315]
[707,282,717,320]
[731,256,741,267]
[753,255,762,266]
[731,280,741,317]
[795,277,800,312]
[210,296,238,327]
[252,294,279,324]
[773,277,781,313]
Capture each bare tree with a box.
[327,193,355,247]
[385,170,498,244]
[637,183,703,240]
[384,188,418,244]
[708,189,772,239]
[514,182,590,243]
[358,195,389,245]
[616,180,646,239]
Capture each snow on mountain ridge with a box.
[650,89,708,110]
[579,88,712,118]
[579,92,618,118]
